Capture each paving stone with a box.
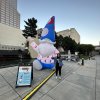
[46,78,59,87]
[14,96,21,100]
[30,91,43,100]
[75,67,96,78]
[7,66,18,75]
[0,70,17,83]
[66,73,95,89]
[96,91,100,100]
[96,79,100,92]
[48,81,95,100]
[0,89,19,100]
[0,75,8,88]
[40,94,54,100]
[39,83,53,95]
[0,85,13,96]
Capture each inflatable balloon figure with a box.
[28,16,59,70]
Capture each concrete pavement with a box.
[0,55,100,100]
[0,65,53,100]
[31,55,100,100]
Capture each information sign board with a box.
[16,66,33,87]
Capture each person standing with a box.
[56,53,63,79]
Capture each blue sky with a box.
[18,0,100,45]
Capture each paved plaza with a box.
[0,55,100,100]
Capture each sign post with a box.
[16,65,33,87]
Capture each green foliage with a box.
[78,44,94,55]
[62,36,78,53]
[23,17,37,38]
[55,32,94,55]
[55,33,78,53]
[55,32,63,48]
[79,54,89,60]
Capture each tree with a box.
[55,32,63,48]
[78,44,94,55]
[55,34,78,53]
[85,44,95,55]
[78,44,86,55]
[62,36,78,53]
[23,17,37,38]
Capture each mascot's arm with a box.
[55,48,59,54]
[49,48,59,58]
[30,42,39,53]
[27,36,39,53]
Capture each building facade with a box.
[0,0,20,28]
[0,23,26,50]
[57,28,80,44]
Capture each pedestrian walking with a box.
[55,53,63,79]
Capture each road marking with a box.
[23,70,55,100]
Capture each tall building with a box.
[57,28,80,44]
[0,0,20,28]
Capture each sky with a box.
[17,0,100,45]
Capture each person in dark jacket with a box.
[56,53,63,79]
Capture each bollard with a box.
[81,58,84,65]
[89,56,90,60]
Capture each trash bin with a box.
[81,58,84,65]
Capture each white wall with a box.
[0,23,26,50]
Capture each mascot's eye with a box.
[41,28,49,36]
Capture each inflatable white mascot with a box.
[28,16,59,70]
